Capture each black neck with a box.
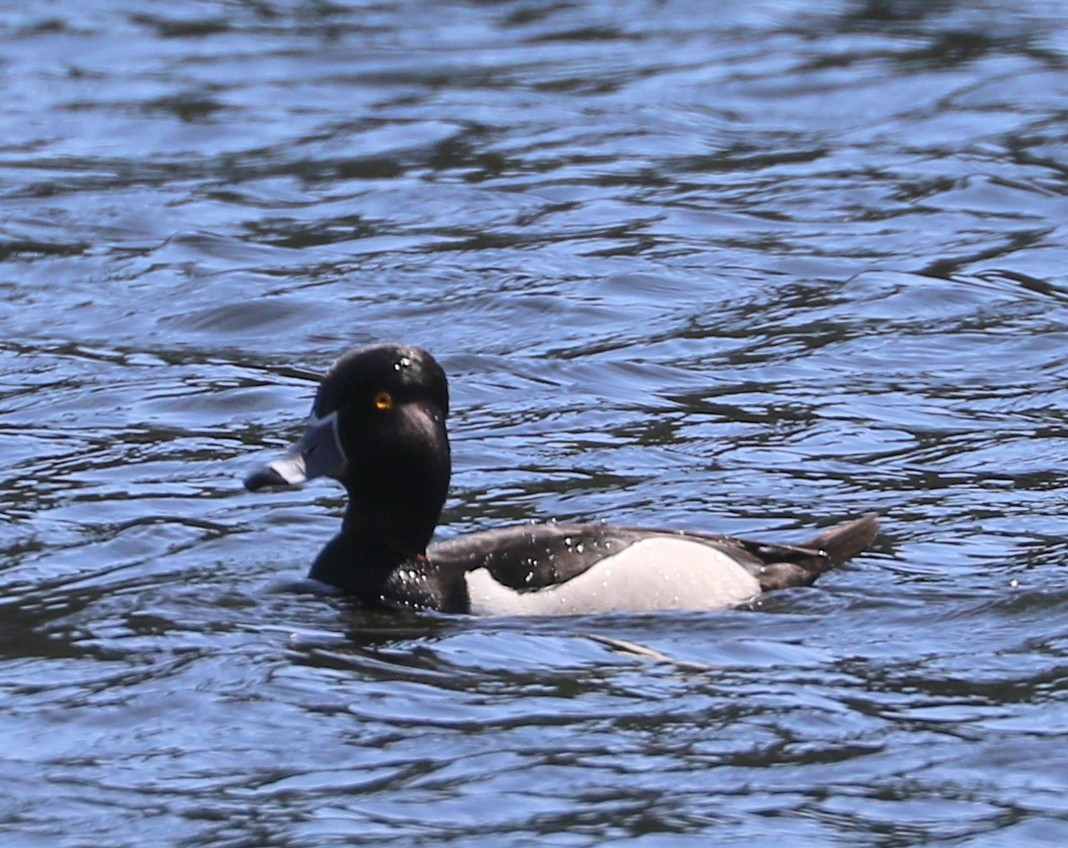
[308,407,450,600]
[308,529,410,602]
[307,490,441,596]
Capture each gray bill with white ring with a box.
[244,410,347,491]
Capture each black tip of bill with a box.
[244,465,291,492]
[243,411,343,493]
[243,448,309,491]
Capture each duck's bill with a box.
[244,410,347,492]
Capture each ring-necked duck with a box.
[244,344,878,615]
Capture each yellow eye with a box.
[373,391,394,411]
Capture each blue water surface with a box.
[2,1,1068,845]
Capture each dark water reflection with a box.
[2,0,1068,845]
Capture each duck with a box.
[244,344,878,615]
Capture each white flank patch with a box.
[465,537,761,616]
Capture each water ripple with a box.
[3,1,1068,845]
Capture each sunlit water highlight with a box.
[2,1,1068,845]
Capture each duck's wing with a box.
[427,513,878,595]
[428,522,647,591]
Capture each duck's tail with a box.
[753,512,879,592]
[804,512,880,567]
